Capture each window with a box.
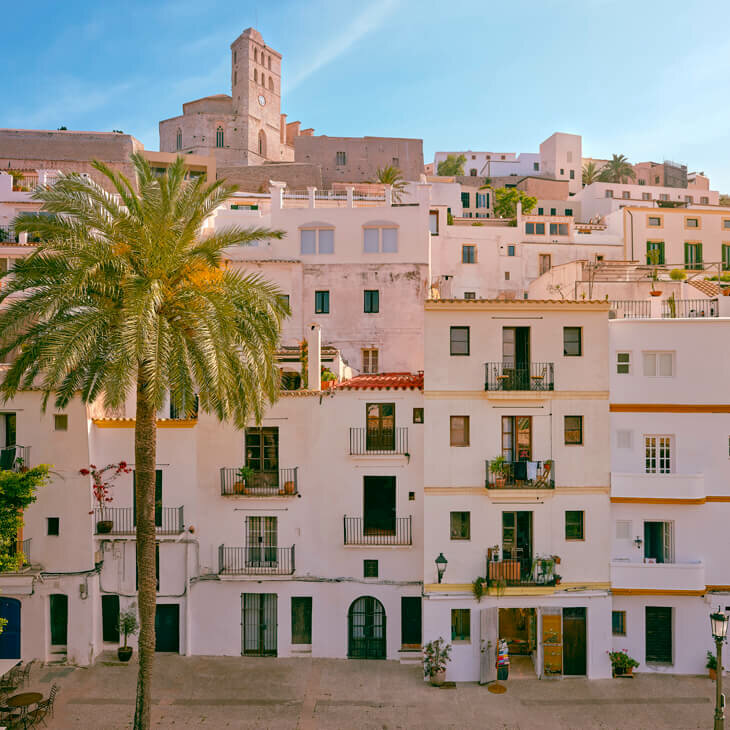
[642,192,651,201]
[605,190,614,198]
[526,222,534,234]
[314,290,330,314]
[363,226,398,253]
[469,168,477,176]
[659,193,669,201]
[362,348,379,374]
[462,245,476,264]
[278,294,290,309]
[535,222,545,234]
[392,157,399,167]
[722,244,730,271]
[638,179,646,185]
[644,521,674,563]
[413,408,424,424]
[564,416,583,445]
[429,210,439,236]
[559,168,564,175]
[685,217,699,228]
[646,241,665,265]
[476,193,488,208]
[54,414,68,431]
[643,352,673,377]
[537,207,544,216]
[622,191,630,200]
[645,436,672,474]
[612,611,626,636]
[616,352,631,374]
[526,222,545,234]
[533,162,540,171]
[648,216,662,227]
[291,597,312,644]
[47,517,59,536]
[684,242,702,269]
[701,196,709,205]
[565,510,584,540]
[463,291,476,299]
[569,169,575,180]
[563,327,582,356]
[724,219,730,230]
[216,126,224,148]
[450,416,470,447]
[451,609,470,641]
[234,70,237,84]
[684,195,693,204]
[461,191,470,208]
[450,511,470,540]
[233,50,237,64]
[539,254,552,275]
[549,223,569,235]
[300,228,334,255]
[335,151,346,166]
[364,290,379,314]
[268,77,274,91]
[363,560,379,578]
[564,208,573,216]
[450,326,469,356]
[504,271,510,281]
[176,129,182,151]
[550,208,557,216]
[645,606,672,663]
[507,245,515,257]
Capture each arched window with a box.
[233,50,237,64]
[254,68,258,83]
[216,126,224,148]
[258,130,266,157]
[268,77,274,91]
[234,70,237,85]
[261,74,266,87]
[254,48,258,63]
[268,55,272,70]
[176,129,182,151]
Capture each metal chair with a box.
[25,684,58,728]
[17,660,35,687]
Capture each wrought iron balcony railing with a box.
[343,516,412,545]
[484,362,554,391]
[220,467,299,496]
[485,548,558,587]
[93,506,184,535]
[485,459,555,489]
[349,427,408,455]
[218,545,295,575]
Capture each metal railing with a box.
[349,427,408,455]
[218,544,295,575]
[220,467,299,496]
[0,445,31,471]
[314,189,347,201]
[353,191,386,202]
[662,298,718,318]
[282,190,309,200]
[485,549,557,587]
[343,516,412,545]
[93,506,184,535]
[609,300,652,319]
[484,362,554,391]
[0,226,18,243]
[485,459,555,489]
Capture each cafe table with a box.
[4,692,43,726]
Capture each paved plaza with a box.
[18,655,717,729]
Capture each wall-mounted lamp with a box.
[634,537,643,549]
[435,553,448,584]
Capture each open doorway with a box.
[498,608,537,679]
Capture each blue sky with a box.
[3,0,730,189]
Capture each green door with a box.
[50,594,68,646]
[155,604,180,653]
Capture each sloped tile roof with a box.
[336,372,423,391]
[687,278,720,297]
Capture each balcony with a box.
[484,362,554,391]
[611,472,704,501]
[0,445,31,471]
[1,539,31,572]
[485,549,558,587]
[218,545,295,575]
[93,506,185,535]
[485,460,554,489]
[610,560,705,592]
[220,467,299,497]
[349,428,409,456]
[343,516,412,546]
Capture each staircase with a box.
[47,647,67,665]
[398,647,423,666]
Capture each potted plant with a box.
[553,574,562,586]
[320,367,337,390]
[234,465,255,494]
[472,576,487,603]
[82,461,131,534]
[669,268,686,283]
[707,650,718,680]
[608,650,639,677]
[647,250,663,296]
[423,637,452,686]
[490,456,508,488]
[117,604,139,662]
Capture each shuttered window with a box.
[645,606,672,663]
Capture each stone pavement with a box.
[29,655,717,729]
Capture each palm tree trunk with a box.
[133,369,157,730]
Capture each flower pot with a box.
[96,520,113,534]
[284,480,295,495]
[117,646,133,662]
[613,666,633,677]
[649,291,662,297]
[233,480,246,495]
[494,476,506,488]
[554,556,561,565]
[430,670,446,686]
[321,380,336,390]
[722,289,730,297]
[709,668,717,680]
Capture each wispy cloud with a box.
[285,0,400,93]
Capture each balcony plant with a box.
[82,461,131,534]
[472,576,487,603]
[423,637,452,686]
[707,650,718,680]
[647,249,663,296]
[234,465,255,495]
[669,268,686,282]
[321,367,337,390]
[608,649,639,677]
[117,604,139,662]
[489,456,508,488]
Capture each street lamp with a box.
[710,609,728,730]
[435,553,448,584]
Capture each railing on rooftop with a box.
[484,362,554,391]
[343,516,412,546]
[662,298,718,318]
[609,300,652,319]
[349,427,408,455]
[218,545,295,575]
[93,506,184,535]
[220,467,299,496]
[485,459,555,489]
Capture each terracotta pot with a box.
[117,646,133,662]
[96,520,113,534]
[233,480,246,495]
[709,668,717,680]
[649,291,662,297]
[284,480,296,495]
[321,380,336,390]
[430,669,446,686]
[613,666,633,677]
[722,289,730,297]
[494,476,506,488]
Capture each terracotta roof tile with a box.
[336,372,423,391]
[687,279,720,297]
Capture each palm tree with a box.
[581,161,603,186]
[1,154,288,729]
[598,154,636,184]
[374,165,407,203]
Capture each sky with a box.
[3,0,730,189]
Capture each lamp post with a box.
[435,553,448,584]
[710,610,728,730]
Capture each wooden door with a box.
[479,607,498,684]
[291,597,312,645]
[541,608,562,677]
[562,607,587,675]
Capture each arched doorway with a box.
[348,596,386,659]
[0,597,21,658]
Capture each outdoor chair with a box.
[17,660,35,687]
[0,445,16,470]
[25,684,59,728]
[533,460,553,489]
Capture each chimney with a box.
[306,323,321,391]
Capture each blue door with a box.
[0,598,21,659]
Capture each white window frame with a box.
[616,351,631,374]
[642,351,674,378]
[644,435,673,474]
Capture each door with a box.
[562,607,587,675]
[501,416,532,469]
[246,516,278,567]
[366,403,395,451]
[644,522,673,563]
[363,477,396,535]
[245,427,279,489]
[155,604,180,653]
[646,606,672,663]
[49,594,68,646]
[348,596,386,659]
[502,511,533,579]
[401,597,421,648]
[0,598,20,659]
[502,328,530,388]
[102,595,120,643]
[291,597,312,645]
[541,608,562,677]
[479,607,498,684]
[133,470,163,527]
[242,593,277,656]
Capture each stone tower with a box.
[230,28,283,164]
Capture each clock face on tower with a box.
[258,95,266,106]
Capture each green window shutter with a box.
[461,192,470,208]
[683,242,689,267]
[697,243,703,264]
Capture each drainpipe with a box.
[306,323,321,392]
[626,208,635,261]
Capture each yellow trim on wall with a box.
[424,582,610,595]
[610,497,706,505]
[425,390,609,400]
[706,497,730,503]
[610,404,730,413]
[424,486,610,496]
[611,588,705,596]
[92,418,198,429]
[707,586,730,592]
